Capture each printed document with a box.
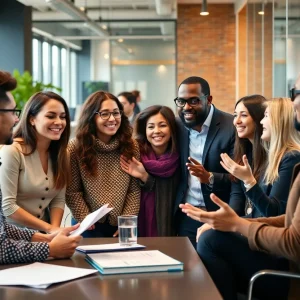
[70,203,113,236]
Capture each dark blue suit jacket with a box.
[230,150,300,218]
[174,106,235,215]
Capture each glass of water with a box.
[118,215,138,246]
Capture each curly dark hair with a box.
[75,90,135,177]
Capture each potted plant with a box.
[11,69,62,110]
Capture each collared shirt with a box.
[185,105,214,207]
[128,113,135,125]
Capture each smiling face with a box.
[0,92,19,145]
[233,101,256,142]
[30,99,66,142]
[260,106,271,141]
[177,83,212,131]
[146,113,171,155]
[95,99,121,143]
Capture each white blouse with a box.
[0,143,65,228]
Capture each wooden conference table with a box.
[0,237,222,300]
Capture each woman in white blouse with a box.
[0,91,70,233]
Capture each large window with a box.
[42,42,51,85]
[32,39,41,82]
[32,36,78,107]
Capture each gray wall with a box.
[77,40,91,104]
[0,0,32,73]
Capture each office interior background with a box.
[0,0,299,115]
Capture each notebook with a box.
[76,243,146,254]
[86,250,184,275]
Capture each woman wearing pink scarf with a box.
[121,106,179,237]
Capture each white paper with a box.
[70,204,113,237]
[76,243,145,252]
[0,263,97,289]
[88,250,182,268]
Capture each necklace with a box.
[245,198,253,215]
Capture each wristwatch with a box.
[208,172,214,185]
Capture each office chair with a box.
[247,269,300,300]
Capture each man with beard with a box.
[179,74,300,299]
[174,76,235,247]
[0,70,81,264]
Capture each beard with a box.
[294,117,300,132]
[179,108,208,129]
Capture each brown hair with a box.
[131,90,140,98]
[233,94,267,180]
[13,91,71,189]
[0,71,17,104]
[75,90,135,177]
[134,105,177,155]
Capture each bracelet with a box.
[244,179,257,191]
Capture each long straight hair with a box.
[75,90,135,177]
[233,94,267,180]
[134,105,178,155]
[263,98,300,184]
[13,91,71,189]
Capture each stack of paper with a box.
[76,243,145,253]
[86,250,184,275]
[0,263,97,289]
[70,203,113,237]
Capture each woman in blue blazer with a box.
[221,97,300,219]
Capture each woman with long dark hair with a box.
[223,97,300,218]
[0,91,70,233]
[120,105,179,236]
[66,91,140,237]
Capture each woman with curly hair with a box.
[66,91,140,238]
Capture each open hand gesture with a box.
[180,194,240,232]
[120,155,148,182]
[186,157,210,184]
[220,153,255,184]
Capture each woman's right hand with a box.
[120,155,148,182]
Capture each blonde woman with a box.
[221,97,300,218]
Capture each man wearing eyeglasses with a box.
[174,76,235,248]
[0,70,81,264]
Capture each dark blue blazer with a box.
[230,150,300,218]
[174,106,235,214]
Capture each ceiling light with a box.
[258,1,265,15]
[102,25,107,30]
[79,6,85,11]
[200,0,209,16]
[118,38,124,43]
[104,54,109,59]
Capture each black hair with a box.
[0,71,17,104]
[118,92,137,105]
[178,76,210,96]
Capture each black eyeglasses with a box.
[290,88,300,102]
[174,96,207,108]
[95,110,123,120]
[0,109,22,118]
